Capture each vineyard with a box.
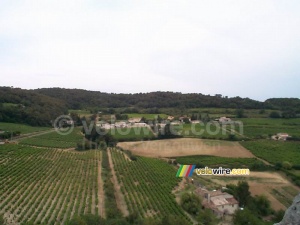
[237,118,300,139]
[241,140,300,165]
[0,122,50,134]
[19,128,84,148]
[110,148,190,223]
[0,144,101,225]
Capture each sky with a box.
[1,0,300,101]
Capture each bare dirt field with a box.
[118,138,255,158]
[198,171,300,211]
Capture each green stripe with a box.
[176,165,184,177]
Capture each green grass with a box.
[174,123,232,139]
[241,140,300,165]
[126,113,169,120]
[69,109,92,117]
[2,103,19,107]
[20,127,84,148]
[0,122,50,134]
[109,127,155,141]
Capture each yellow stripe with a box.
[179,165,187,177]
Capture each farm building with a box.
[167,116,175,121]
[128,118,141,123]
[216,117,232,124]
[271,133,290,141]
[195,188,239,217]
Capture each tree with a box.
[235,109,245,118]
[282,161,292,170]
[0,214,5,225]
[180,193,201,215]
[269,111,281,118]
[233,209,264,225]
[235,181,251,207]
[197,209,218,225]
[253,195,272,216]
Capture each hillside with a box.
[0,87,299,127]
[35,87,300,111]
[0,87,67,126]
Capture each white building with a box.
[195,188,239,217]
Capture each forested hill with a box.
[0,87,67,126]
[0,87,299,126]
[35,88,264,109]
[35,88,300,111]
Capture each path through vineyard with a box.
[107,148,129,216]
[98,152,105,218]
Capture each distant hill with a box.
[0,87,67,126]
[35,88,300,111]
[35,88,265,109]
[0,87,299,126]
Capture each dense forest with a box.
[35,87,300,111]
[0,86,299,126]
[0,87,67,126]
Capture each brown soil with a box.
[118,138,255,158]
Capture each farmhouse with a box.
[272,133,290,141]
[216,117,232,124]
[167,116,174,121]
[195,188,239,217]
[128,118,141,123]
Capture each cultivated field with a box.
[0,122,50,134]
[0,144,102,225]
[241,140,300,165]
[110,148,190,222]
[118,138,255,158]
[19,127,84,148]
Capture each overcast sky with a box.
[1,0,300,101]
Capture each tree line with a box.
[1,86,299,127]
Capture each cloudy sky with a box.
[1,0,300,100]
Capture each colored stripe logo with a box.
[176,165,196,177]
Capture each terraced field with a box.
[0,144,102,225]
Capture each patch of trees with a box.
[180,193,217,225]
[225,181,284,224]
[0,87,67,126]
[158,123,182,139]
[77,124,116,150]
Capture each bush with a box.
[180,193,201,215]
[282,161,293,170]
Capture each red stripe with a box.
[185,165,193,177]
